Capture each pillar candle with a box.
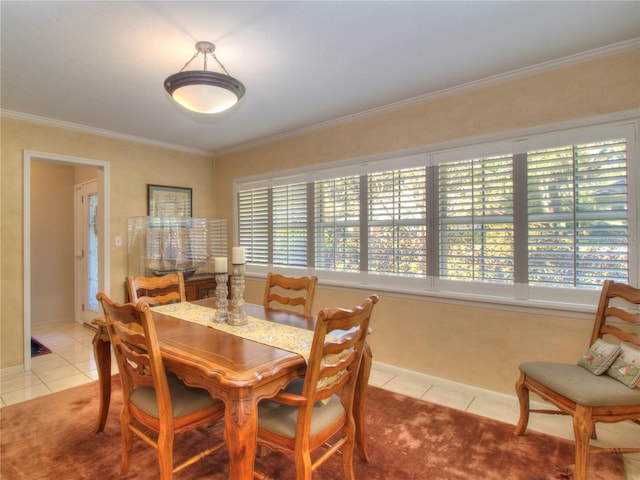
[232,247,245,264]
[214,257,227,273]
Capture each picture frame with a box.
[147,184,192,218]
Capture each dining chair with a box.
[96,293,226,480]
[515,280,640,480]
[263,273,318,316]
[254,294,379,480]
[126,272,186,305]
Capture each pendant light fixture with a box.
[164,41,246,114]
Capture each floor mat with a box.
[30,338,52,357]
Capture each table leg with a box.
[224,393,258,480]
[92,323,112,433]
[354,342,372,461]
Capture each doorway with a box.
[23,151,110,372]
[75,180,100,324]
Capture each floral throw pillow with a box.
[577,339,621,375]
[605,343,640,388]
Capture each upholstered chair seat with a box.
[519,362,640,407]
[258,379,345,438]
[130,373,222,419]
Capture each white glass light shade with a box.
[172,84,238,114]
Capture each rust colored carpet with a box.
[0,377,625,479]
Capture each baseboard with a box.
[0,364,25,377]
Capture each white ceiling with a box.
[1,1,639,155]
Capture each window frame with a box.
[233,113,639,312]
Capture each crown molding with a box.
[219,38,640,155]
[2,38,638,157]
[0,109,213,156]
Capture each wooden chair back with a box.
[96,293,224,479]
[303,294,378,409]
[126,272,186,306]
[590,280,640,347]
[97,293,167,414]
[256,294,378,479]
[263,273,318,316]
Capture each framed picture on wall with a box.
[147,184,192,218]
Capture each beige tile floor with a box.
[1,321,638,479]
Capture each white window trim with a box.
[233,110,640,314]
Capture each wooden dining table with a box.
[92,297,373,480]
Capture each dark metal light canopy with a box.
[164,41,246,114]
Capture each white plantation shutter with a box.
[314,176,361,272]
[438,154,514,283]
[272,183,308,266]
[368,167,427,276]
[234,119,637,305]
[238,187,269,264]
[206,219,228,259]
[528,138,629,287]
[187,218,228,263]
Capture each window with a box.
[236,119,638,307]
[238,187,269,264]
[438,154,514,283]
[315,176,361,272]
[273,183,308,267]
[369,167,428,277]
[526,139,630,288]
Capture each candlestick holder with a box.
[228,263,248,326]
[213,273,229,323]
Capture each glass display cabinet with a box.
[127,217,228,300]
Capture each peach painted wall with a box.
[215,50,640,394]
[1,119,215,370]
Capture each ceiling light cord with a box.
[178,51,200,73]
[178,41,232,76]
[212,54,232,77]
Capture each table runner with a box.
[151,302,315,362]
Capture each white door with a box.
[75,180,99,324]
